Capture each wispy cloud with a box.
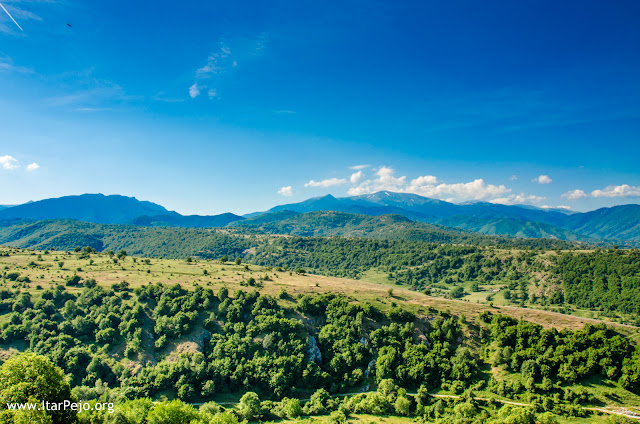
[277,186,293,196]
[26,162,39,171]
[0,57,33,73]
[152,92,185,103]
[196,42,232,77]
[349,164,370,170]
[74,107,113,112]
[592,184,640,198]
[189,33,269,100]
[47,78,139,110]
[305,178,347,188]
[490,194,546,205]
[0,155,18,170]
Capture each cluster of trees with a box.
[550,249,640,314]
[480,311,640,413]
[1,352,569,424]
[252,237,478,279]
[4,219,640,321]
[1,276,640,422]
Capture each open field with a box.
[1,246,638,336]
[3,245,640,422]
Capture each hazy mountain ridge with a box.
[256,192,640,242]
[1,192,639,243]
[0,194,244,228]
[0,194,170,224]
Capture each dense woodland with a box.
[1,262,640,422]
[1,220,640,422]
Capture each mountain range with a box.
[0,192,639,244]
[254,192,640,243]
[0,194,243,228]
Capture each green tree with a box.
[217,286,229,301]
[394,396,410,416]
[12,396,53,424]
[238,392,260,421]
[283,398,302,418]
[146,400,199,424]
[0,353,76,424]
[117,398,154,424]
[209,411,239,424]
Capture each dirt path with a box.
[193,390,640,420]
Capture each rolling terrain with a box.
[1,246,640,424]
[1,192,639,243]
[254,192,640,243]
[2,193,640,423]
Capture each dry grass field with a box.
[1,246,637,336]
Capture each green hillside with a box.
[1,247,640,424]
[438,216,591,242]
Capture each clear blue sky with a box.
[1,0,639,214]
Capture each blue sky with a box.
[1,0,639,214]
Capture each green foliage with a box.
[0,353,76,424]
[554,250,640,314]
[238,392,261,421]
[146,400,199,424]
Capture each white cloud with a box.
[349,164,370,170]
[562,189,587,200]
[26,163,39,172]
[540,205,571,210]
[509,175,518,181]
[592,184,640,198]
[305,178,347,188]
[0,155,18,170]
[409,179,510,201]
[348,166,407,195]
[188,83,200,99]
[208,89,217,99]
[277,186,293,196]
[490,194,546,205]
[346,166,510,201]
[532,175,552,184]
[410,175,438,186]
[350,170,364,184]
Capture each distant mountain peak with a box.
[0,193,243,228]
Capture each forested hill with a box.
[1,247,640,424]
[0,217,579,258]
[2,218,640,319]
[232,210,590,246]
